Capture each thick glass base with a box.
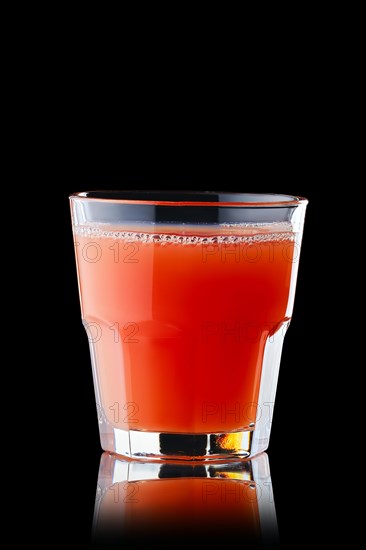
[100,428,267,461]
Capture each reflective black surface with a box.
[92,452,279,547]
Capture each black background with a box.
[10,12,348,544]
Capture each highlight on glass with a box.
[70,191,308,460]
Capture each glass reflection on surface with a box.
[93,452,278,546]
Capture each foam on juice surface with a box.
[72,222,295,244]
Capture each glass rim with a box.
[70,191,308,208]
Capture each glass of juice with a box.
[70,191,308,460]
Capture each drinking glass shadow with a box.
[92,452,278,546]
